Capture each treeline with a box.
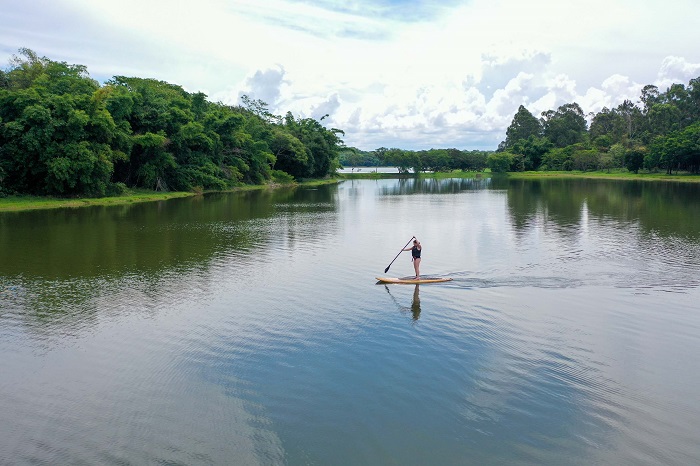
[497,77,700,174]
[339,147,490,172]
[0,49,344,197]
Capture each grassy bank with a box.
[340,168,700,183]
[0,178,341,212]
[506,170,700,182]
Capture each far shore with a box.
[339,169,700,182]
[3,170,698,213]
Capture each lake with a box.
[1,177,700,465]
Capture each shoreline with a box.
[339,169,700,182]
[3,169,698,212]
[0,178,341,213]
[505,170,700,182]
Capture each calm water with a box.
[2,178,700,465]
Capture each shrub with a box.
[487,152,513,173]
[271,169,295,184]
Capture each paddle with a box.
[384,236,415,274]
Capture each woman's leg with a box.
[413,258,421,279]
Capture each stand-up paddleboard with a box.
[376,276,453,284]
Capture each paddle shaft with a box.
[384,236,415,273]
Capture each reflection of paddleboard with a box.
[376,277,453,284]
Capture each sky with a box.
[1,0,700,151]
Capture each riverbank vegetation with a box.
[340,74,699,177]
[3,48,699,203]
[340,147,490,173]
[495,79,699,175]
[0,177,342,212]
[0,49,344,199]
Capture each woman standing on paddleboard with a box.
[403,238,421,279]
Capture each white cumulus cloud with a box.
[2,0,699,150]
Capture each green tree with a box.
[540,146,574,171]
[541,103,588,148]
[421,149,451,172]
[131,132,175,190]
[269,129,310,178]
[615,99,643,141]
[500,105,542,151]
[625,146,646,174]
[281,112,344,178]
[0,52,118,196]
[589,107,627,145]
[487,152,513,173]
[647,103,682,139]
[509,135,553,170]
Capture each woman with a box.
[403,238,422,279]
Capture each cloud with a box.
[656,56,700,90]
[2,0,700,151]
[237,66,288,108]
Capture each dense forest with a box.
[0,49,345,197]
[494,77,700,174]
[340,75,700,175]
[2,48,699,198]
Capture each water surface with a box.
[2,178,700,465]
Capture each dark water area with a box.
[1,178,700,465]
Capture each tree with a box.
[653,123,700,174]
[647,103,682,138]
[420,149,451,172]
[383,148,412,173]
[281,112,344,178]
[640,85,661,114]
[269,129,310,178]
[608,143,626,168]
[590,107,627,145]
[500,105,542,151]
[487,152,513,173]
[509,135,553,170]
[0,51,118,196]
[0,49,347,196]
[625,147,646,174]
[615,99,642,141]
[240,94,281,124]
[541,103,588,147]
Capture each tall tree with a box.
[540,103,588,148]
[590,107,627,145]
[500,105,542,151]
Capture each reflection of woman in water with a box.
[403,238,421,279]
[383,284,422,322]
[410,284,421,321]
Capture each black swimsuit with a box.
[412,245,421,259]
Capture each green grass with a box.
[0,179,343,212]
[506,170,700,182]
[0,190,195,212]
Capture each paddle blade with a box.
[384,265,390,273]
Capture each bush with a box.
[487,152,513,173]
[626,147,646,174]
[271,169,295,184]
[571,149,600,171]
[105,182,128,196]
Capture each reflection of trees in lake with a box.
[505,179,700,240]
[379,177,491,196]
[0,184,341,331]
